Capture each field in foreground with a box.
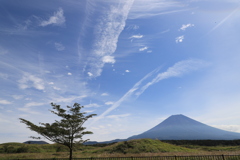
[1,139,240,159]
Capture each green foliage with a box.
[19,102,97,160]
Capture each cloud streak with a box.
[135,59,208,97]
[92,59,208,124]
[40,8,65,27]
[206,6,239,35]
[78,1,134,78]
[128,0,186,19]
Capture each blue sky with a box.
[1,0,240,143]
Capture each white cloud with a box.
[18,107,40,114]
[85,103,101,108]
[79,1,134,78]
[12,95,24,100]
[101,93,109,96]
[24,102,45,108]
[179,23,194,31]
[87,72,93,77]
[49,82,54,85]
[51,95,87,104]
[125,70,130,73]
[68,72,72,75]
[129,34,143,39]
[0,99,12,105]
[135,59,208,97]
[105,101,114,105]
[107,113,131,119]
[128,0,185,19]
[176,35,184,43]
[102,56,115,64]
[18,73,45,90]
[54,42,65,51]
[40,8,65,27]
[139,46,148,51]
[147,50,152,53]
[53,86,61,90]
[212,125,240,133]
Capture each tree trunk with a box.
[69,148,72,160]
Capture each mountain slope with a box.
[127,114,240,140]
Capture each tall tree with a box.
[19,102,97,160]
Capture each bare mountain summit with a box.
[127,114,240,140]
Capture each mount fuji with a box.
[127,114,240,140]
[87,114,240,144]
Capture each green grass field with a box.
[1,139,240,159]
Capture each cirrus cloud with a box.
[40,8,65,27]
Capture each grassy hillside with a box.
[1,139,240,159]
[0,142,69,153]
[83,139,196,154]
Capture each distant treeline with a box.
[162,140,240,146]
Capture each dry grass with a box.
[1,150,240,159]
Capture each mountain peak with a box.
[127,114,240,140]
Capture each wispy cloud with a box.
[129,34,143,39]
[101,93,109,96]
[40,8,65,27]
[212,125,240,133]
[18,107,40,114]
[78,1,134,78]
[206,6,239,35]
[92,59,208,124]
[12,95,24,100]
[24,102,45,108]
[128,0,186,19]
[85,103,101,108]
[54,42,65,51]
[18,73,45,90]
[18,102,45,114]
[135,59,208,97]
[90,65,162,124]
[176,35,184,43]
[107,113,131,119]
[179,23,194,31]
[0,99,12,105]
[139,46,148,51]
[51,95,87,104]
[105,101,114,105]
[102,56,115,64]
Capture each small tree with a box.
[19,102,97,160]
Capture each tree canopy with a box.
[19,102,97,159]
